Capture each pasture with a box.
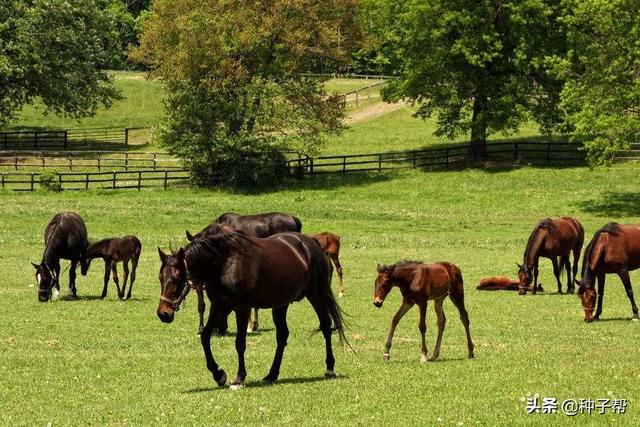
[1,164,639,425]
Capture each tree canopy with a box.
[0,0,120,127]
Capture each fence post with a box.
[164,170,168,190]
[42,152,45,168]
[125,152,129,171]
[412,151,417,168]
[63,131,68,149]
[378,154,382,172]
[113,172,116,189]
[30,173,35,191]
[309,158,314,176]
[68,153,73,171]
[58,173,62,190]
[14,156,18,171]
[153,153,157,170]
[98,153,101,172]
[125,128,129,146]
[342,157,346,175]
[138,171,142,191]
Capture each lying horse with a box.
[476,276,541,291]
[577,223,640,322]
[517,217,584,295]
[187,211,302,334]
[373,260,474,362]
[310,232,344,297]
[82,235,142,300]
[157,226,347,389]
[32,212,88,301]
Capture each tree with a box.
[381,0,567,156]
[134,0,358,187]
[0,0,120,126]
[552,0,640,165]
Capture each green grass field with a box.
[1,164,639,425]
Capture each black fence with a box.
[0,169,190,191]
[287,141,585,176]
[0,127,148,149]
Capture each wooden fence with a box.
[287,141,585,176]
[0,169,190,191]
[0,150,181,171]
[0,127,149,149]
[340,81,389,106]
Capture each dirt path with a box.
[345,101,407,124]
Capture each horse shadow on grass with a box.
[183,375,346,393]
[574,192,640,218]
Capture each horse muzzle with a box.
[157,308,175,323]
[373,297,384,308]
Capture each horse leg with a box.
[382,299,414,361]
[263,305,290,384]
[196,285,206,335]
[331,253,344,297]
[594,273,606,320]
[450,290,474,358]
[100,260,111,299]
[247,308,259,333]
[68,260,78,299]
[231,307,251,389]
[201,305,227,387]
[53,262,61,297]
[121,260,130,299]
[618,270,639,319]
[533,261,540,294]
[562,256,572,293]
[307,295,340,378]
[572,246,581,292]
[418,302,428,363]
[111,261,124,300]
[552,257,563,294]
[429,298,447,362]
[126,254,139,300]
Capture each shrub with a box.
[39,172,62,192]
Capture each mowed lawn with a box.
[1,164,639,425]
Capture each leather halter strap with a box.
[158,259,197,310]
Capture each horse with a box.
[373,260,474,363]
[517,217,584,295]
[577,223,640,322]
[32,212,88,302]
[476,276,536,291]
[310,232,344,297]
[186,211,302,334]
[82,235,142,300]
[156,226,348,389]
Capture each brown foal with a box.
[82,235,142,300]
[476,276,540,291]
[310,232,344,297]
[373,260,474,363]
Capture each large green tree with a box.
[0,0,120,126]
[134,0,358,187]
[382,0,567,155]
[552,0,640,165]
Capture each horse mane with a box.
[187,227,255,262]
[379,259,422,272]
[581,222,621,276]
[523,218,556,261]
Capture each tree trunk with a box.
[470,93,488,161]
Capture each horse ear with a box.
[376,264,383,273]
[177,247,185,262]
[186,230,194,242]
[158,247,168,264]
[31,262,39,270]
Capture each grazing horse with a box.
[82,235,142,300]
[310,232,344,297]
[373,261,474,363]
[32,212,88,302]
[577,223,640,322]
[517,217,584,295]
[476,276,535,291]
[186,211,302,334]
[156,226,347,389]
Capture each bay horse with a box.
[156,226,347,389]
[32,212,88,302]
[82,235,142,300]
[373,261,474,363]
[186,211,302,333]
[476,276,532,291]
[310,232,344,297]
[517,217,584,295]
[577,223,640,322]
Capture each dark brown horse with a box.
[517,217,584,295]
[186,212,303,333]
[82,235,142,300]
[32,212,88,301]
[577,223,640,322]
[310,232,344,297]
[157,226,347,389]
[373,261,474,362]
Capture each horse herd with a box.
[31,212,640,389]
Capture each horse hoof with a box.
[420,354,428,363]
[632,317,639,322]
[469,353,475,359]
[230,380,245,390]
[214,370,227,387]
[262,377,276,386]
[325,370,337,380]
[428,356,439,362]
[382,353,390,362]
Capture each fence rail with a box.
[0,150,181,171]
[0,127,149,149]
[0,169,190,191]
[340,81,389,106]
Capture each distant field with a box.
[1,164,639,424]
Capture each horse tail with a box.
[292,216,303,232]
[448,264,465,302]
